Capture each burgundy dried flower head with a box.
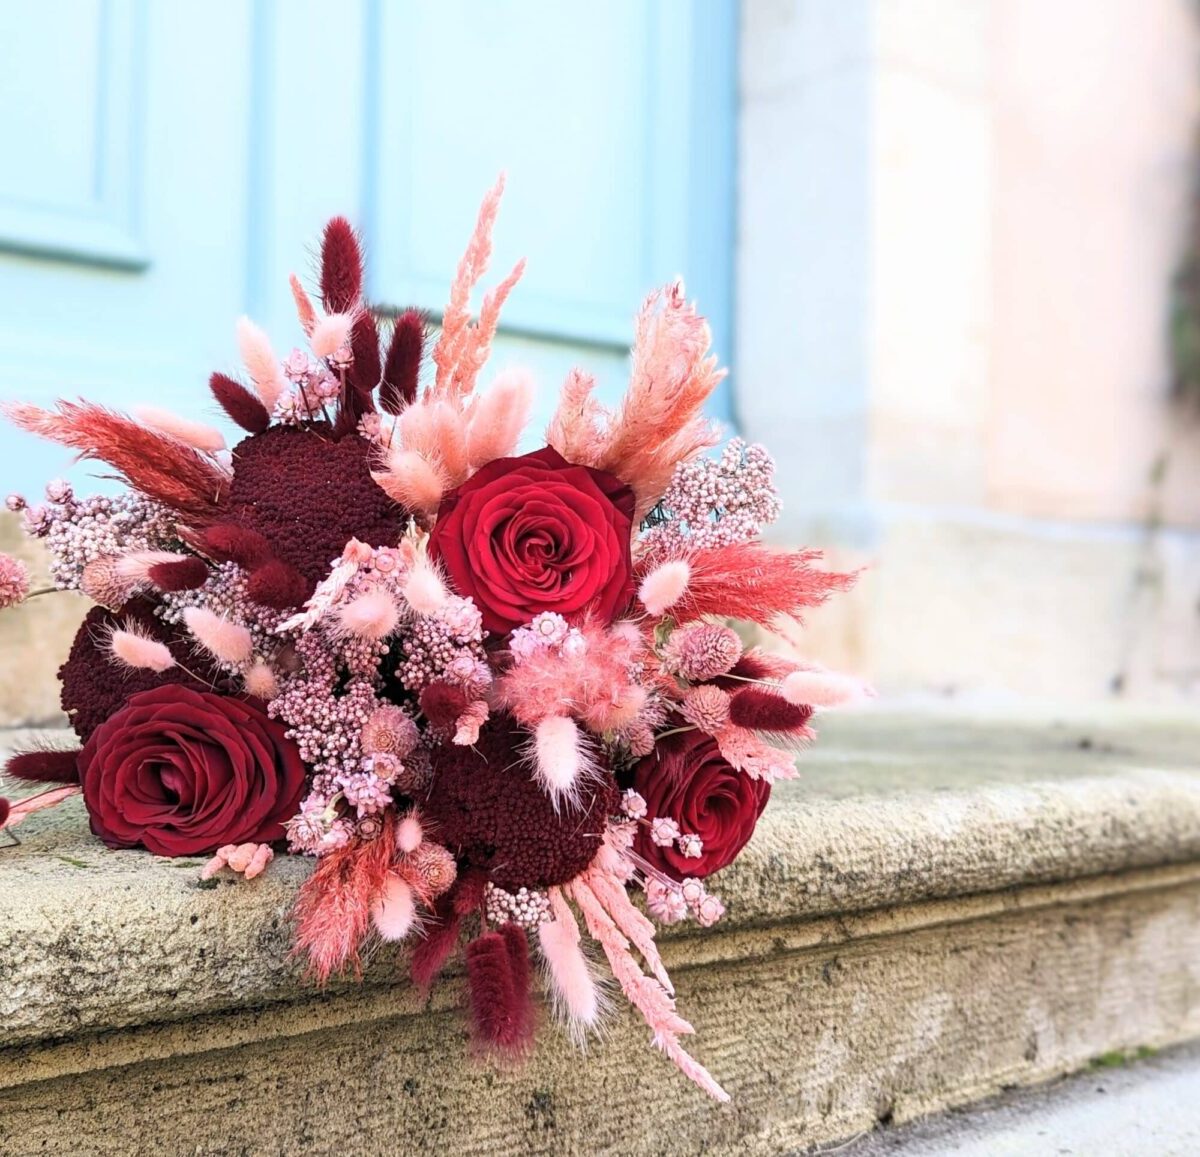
[422,716,618,890]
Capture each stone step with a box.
[1,706,1198,1156]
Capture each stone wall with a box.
[738,0,1200,702]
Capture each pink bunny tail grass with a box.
[336,588,400,640]
[372,452,446,519]
[4,748,80,785]
[638,559,691,617]
[292,819,397,983]
[310,311,355,360]
[641,544,857,629]
[209,372,271,434]
[568,874,727,1101]
[131,406,226,454]
[465,367,533,469]
[532,716,596,810]
[107,622,177,673]
[4,400,228,522]
[410,891,464,992]
[370,873,418,942]
[546,368,608,468]
[2,785,82,832]
[243,662,279,700]
[182,606,254,665]
[320,216,364,313]
[402,555,448,615]
[780,668,874,708]
[432,174,505,396]
[381,308,427,415]
[538,888,605,1045]
[148,557,210,593]
[235,316,288,412]
[396,812,424,854]
[289,273,318,336]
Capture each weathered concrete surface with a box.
[844,1040,1200,1156]
[1,708,1199,1154]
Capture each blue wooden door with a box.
[0,0,736,494]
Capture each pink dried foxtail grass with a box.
[292,817,398,982]
[4,400,228,521]
[567,874,729,1101]
[289,274,318,335]
[430,176,525,399]
[546,368,608,467]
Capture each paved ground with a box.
[833,1040,1200,1156]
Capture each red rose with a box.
[632,730,771,880]
[428,447,635,635]
[77,685,307,856]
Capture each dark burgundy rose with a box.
[632,730,771,880]
[77,685,307,856]
[428,446,635,635]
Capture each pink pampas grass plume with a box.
[289,273,318,335]
[236,316,288,412]
[336,588,399,640]
[639,559,690,617]
[538,888,604,1045]
[132,406,226,454]
[371,873,417,942]
[402,555,448,615]
[372,450,446,519]
[182,606,253,665]
[0,552,30,610]
[107,623,176,673]
[780,668,874,708]
[466,367,533,469]
[243,662,279,700]
[546,368,608,468]
[310,311,355,360]
[455,257,526,398]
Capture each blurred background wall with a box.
[1,0,1198,721]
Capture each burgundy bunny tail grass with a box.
[727,688,814,733]
[320,217,364,313]
[410,892,463,992]
[4,749,80,785]
[292,818,397,983]
[380,308,426,414]
[334,312,382,437]
[4,400,228,522]
[209,372,271,434]
[148,557,210,593]
[499,922,537,1052]
[465,930,532,1059]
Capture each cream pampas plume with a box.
[638,560,690,617]
[132,406,226,454]
[466,368,534,469]
[182,606,253,665]
[336,589,399,640]
[538,888,604,1045]
[371,873,417,941]
[310,311,355,360]
[534,716,588,807]
[107,623,176,673]
[236,317,288,412]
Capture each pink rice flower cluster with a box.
[0,551,30,610]
[17,484,175,591]
[641,438,781,552]
[644,875,725,928]
[394,594,487,690]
